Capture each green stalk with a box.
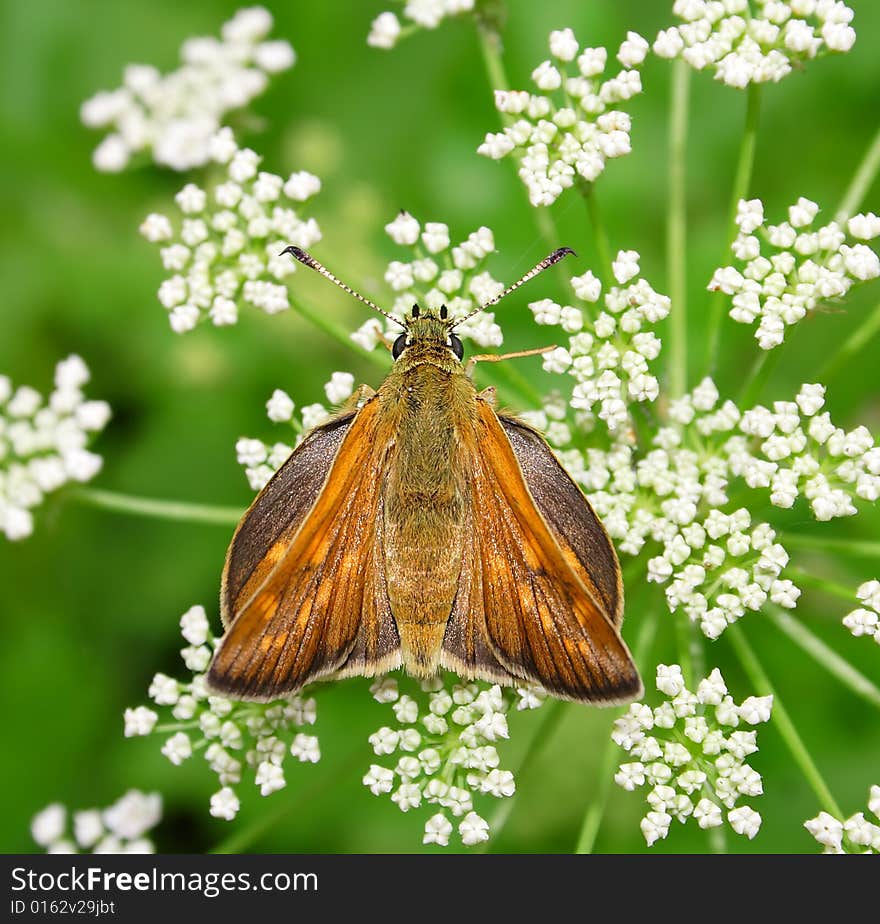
[766,606,880,711]
[70,488,243,525]
[574,610,659,854]
[727,623,842,817]
[210,750,364,854]
[578,180,614,288]
[784,533,880,559]
[818,298,880,383]
[705,84,762,376]
[738,345,781,407]
[480,699,567,850]
[787,568,856,603]
[667,60,691,400]
[835,123,880,222]
[289,295,389,370]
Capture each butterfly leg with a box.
[341,383,377,411]
[464,345,556,378]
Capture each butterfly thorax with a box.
[379,337,476,677]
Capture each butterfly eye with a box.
[448,334,464,360]
[392,333,408,360]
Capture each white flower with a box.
[459,811,490,846]
[82,9,294,172]
[712,197,879,349]
[141,134,321,332]
[615,667,769,845]
[161,732,193,766]
[324,371,355,405]
[31,804,66,847]
[479,29,644,206]
[655,2,858,88]
[123,706,158,737]
[103,791,162,840]
[423,813,453,846]
[1,357,110,541]
[210,787,241,821]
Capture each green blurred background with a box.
[1,0,878,853]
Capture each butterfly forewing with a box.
[208,398,401,700]
[221,411,356,623]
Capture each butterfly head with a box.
[392,304,464,362]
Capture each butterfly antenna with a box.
[280,245,400,325]
[450,247,576,329]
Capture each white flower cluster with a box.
[364,676,544,848]
[654,0,857,89]
[367,2,475,50]
[732,381,879,519]
[614,664,771,846]
[356,211,504,348]
[235,371,357,492]
[81,6,295,172]
[710,197,880,349]
[0,356,111,541]
[140,128,322,334]
[842,580,880,646]
[31,791,161,854]
[529,250,669,435]
[804,785,880,853]
[478,28,645,206]
[123,604,320,822]
[569,379,798,639]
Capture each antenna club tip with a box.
[279,244,312,265]
[549,246,576,264]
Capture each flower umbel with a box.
[31,791,161,854]
[709,198,879,350]
[81,6,295,172]
[367,2,476,50]
[0,356,110,541]
[140,129,321,333]
[124,605,320,821]
[478,28,644,206]
[364,676,544,848]
[614,665,771,846]
[654,0,857,89]
[842,580,880,646]
[804,785,880,853]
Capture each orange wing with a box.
[208,397,401,701]
[441,399,641,704]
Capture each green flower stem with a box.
[787,568,856,603]
[289,295,390,370]
[210,749,365,854]
[675,609,696,690]
[766,605,880,712]
[577,179,614,288]
[574,609,660,854]
[819,298,880,383]
[835,122,880,222]
[738,345,781,407]
[70,487,243,526]
[727,623,843,817]
[480,698,566,851]
[784,533,880,559]
[667,60,691,400]
[705,84,762,376]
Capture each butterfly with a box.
[208,245,641,704]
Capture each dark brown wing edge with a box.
[221,411,356,625]
[499,416,624,627]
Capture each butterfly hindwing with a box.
[499,415,624,626]
[441,400,641,704]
